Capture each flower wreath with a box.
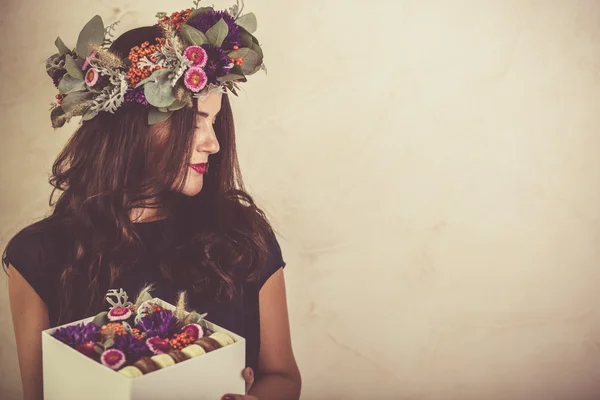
[45,0,265,128]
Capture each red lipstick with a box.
[189,162,208,174]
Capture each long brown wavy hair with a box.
[2,26,273,324]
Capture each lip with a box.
[189,162,208,174]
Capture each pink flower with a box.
[107,306,132,321]
[82,51,97,70]
[146,336,172,355]
[181,323,203,341]
[184,66,208,92]
[84,68,99,87]
[100,349,126,370]
[183,46,208,67]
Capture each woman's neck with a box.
[129,206,168,223]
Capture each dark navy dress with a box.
[4,217,286,371]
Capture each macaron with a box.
[210,331,235,347]
[181,344,206,359]
[168,350,188,364]
[134,356,158,374]
[151,353,175,369]
[118,365,143,378]
[194,337,221,352]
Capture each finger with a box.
[242,367,255,393]
[221,395,258,400]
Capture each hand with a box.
[221,367,257,400]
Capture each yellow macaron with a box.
[181,344,206,358]
[210,331,235,347]
[151,353,175,369]
[118,365,143,378]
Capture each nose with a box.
[195,123,220,155]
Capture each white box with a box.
[42,298,246,400]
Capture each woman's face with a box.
[177,89,222,196]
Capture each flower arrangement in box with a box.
[51,286,235,378]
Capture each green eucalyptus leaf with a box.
[82,107,99,121]
[58,75,86,94]
[103,339,114,349]
[64,55,84,79]
[92,311,109,326]
[189,7,214,20]
[217,72,246,83]
[205,18,229,47]
[122,321,133,332]
[55,37,70,55]
[76,15,105,58]
[180,24,208,46]
[239,26,253,48]
[61,91,93,113]
[144,79,176,108]
[148,108,173,125]
[51,107,66,129]
[94,344,104,355]
[227,47,250,58]
[251,41,263,58]
[236,13,257,34]
[167,99,187,111]
[135,68,170,88]
[241,48,261,75]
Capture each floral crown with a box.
[46,0,265,128]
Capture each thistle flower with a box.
[183,46,208,67]
[113,332,151,361]
[100,349,126,370]
[52,70,67,88]
[184,67,208,92]
[124,86,150,106]
[186,10,242,50]
[202,45,232,84]
[84,68,99,86]
[52,322,101,347]
[107,306,132,321]
[137,309,178,338]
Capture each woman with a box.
[3,6,301,400]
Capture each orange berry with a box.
[233,45,239,50]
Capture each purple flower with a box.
[52,69,67,88]
[113,333,151,361]
[137,309,178,338]
[53,322,101,347]
[124,86,150,106]
[186,10,241,50]
[202,44,232,84]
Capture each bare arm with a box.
[7,264,50,400]
[248,267,302,400]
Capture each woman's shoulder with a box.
[3,216,71,306]
[3,217,71,278]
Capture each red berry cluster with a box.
[169,332,194,350]
[229,45,244,66]
[158,8,192,31]
[126,39,166,86]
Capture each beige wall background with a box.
[1,0,600,399]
